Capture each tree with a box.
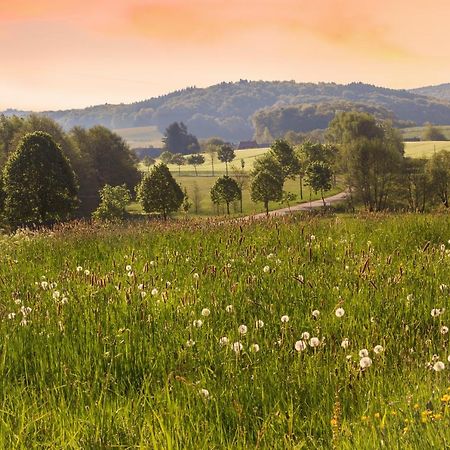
[231,165,249,213]
[422,123,447,141]
[162,122,200,154]
[279,191,297,212]
[327,112,404,211]
[426,150,450,207]
[217,144,236,175]
[182,188,192,216]
[202,138,224,176]
[92,184,131,221]
[269,139,300,180]
[171,153,186,176]
[142,156,156,171]
[192,182,202,214]
[250,170,283,216]
[305,161,333,206]
[403,158,430,212]
[186,153,205,176]
[159,151,173,164]
[3,132,78,227]
[137,163,184,220]
[210,176,241,215]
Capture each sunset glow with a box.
[1,0,450,110]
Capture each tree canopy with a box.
[210,176,241,215]
[2,132,78,227]
[162,122,200,154]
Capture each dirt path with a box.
[249,190,348,220]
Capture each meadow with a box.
[1,214,450,448]
[401,125,450,141]
[404,141,450,159]
[114,126,163,149]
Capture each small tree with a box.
[269,139,300,180]
[92,184,131,221]
[203,138,224,176]
[171,153,186,176]
[250,170,283,216]
[137,163,184,219]
[279,191,297,212]
[159,151,173,165]
[182,188,192,216]
[426,150,450,207]
[231,165,249,213]
[217,144,236,175]
[192,182,202,214]
[210,176,241,215]
[305,161,333,206]
[186,153,205,176]
[422,123,447,141]
[3,131,78,227]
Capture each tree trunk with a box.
[178,165,181,176]
[265,200,269,216]
[240,195,243,214]
[194,166,198,176]
[226,202,230,215]
[322,191,326,207]
[211,160,215,177]
[225,162,228,176]
[299,175,303,199]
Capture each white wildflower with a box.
[341,338,349,349]
[359,349,369,358]
[301,331,310,340]
[312,310,320,319]
[151,288,158,296]
[255,319,264,329]
[335,308,345,318]
[238,324,248,335]
[263,265,270,273]
[295,340,307,352]
[232,342,243,353]
[433,361,445,372]
[219,336,229,346]
[360,356,372,369]
[281,315,289,323]
[199,388,210,399]
[373,345,384,354]
[309,337,320,348]
[193,319,203,328]
[225,304,234,313]
[441,326,449,335]
[250,343,260,352]
[201,308,210,317]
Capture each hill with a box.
[409,83,450,102]
[4,81,450,142]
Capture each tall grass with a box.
[1,214,450,448]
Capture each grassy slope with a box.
[404,141,450,158]
[401,125,450,140]
[1,215,450,448]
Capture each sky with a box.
[1,0,450,111]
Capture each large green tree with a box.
[210,176,241,215]
[426,150,450,208]
[305,161,333,206]
[269,139,299,180]
[250,170,283,216]
[92,184,131,221]
[2,132,78,227]
[186,153,205,176]
[162,122,200,154]
[137,163,184,219]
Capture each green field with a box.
[2,215,450,448]
[114,125,163,149]
[404,141,450,158]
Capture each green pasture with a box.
[404,141,450,158]
[1,215,450,448]
[401,125,450,141]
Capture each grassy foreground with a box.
[1,215,450,448]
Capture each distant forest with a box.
[4,81,450,142]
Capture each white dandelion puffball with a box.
[373,345,384,354]
[433,361,445,372]
[138,284,144,290]
[41,281,48,290]
[151,288,159,296]
[199,388,210,398]
[440,284,448,292]
[250,343,260,352]
[312,310,320,319]
[126,265,132,272]
[238,324,248,335]
[150,260,156,266]
[359,349,369,358]
[301,331,310,340]
[219,336,229,346]
[255,319,264,329]
[359,357,372,369]
[448,355,450,363]
[225,304,234,313]
[52,291,60,299]
[281,315,289,323]
[310,235,316,241]
[341,338,349,349]
[201,308,210,317]
[193,319,203,328]
[263,265,270,273]
[232,341,243,353]
[441,326,449,335]
[295,340,307,352]
[193,272,199,280]
[7,313,16,320]
[84,269,90,276]
[309,337,320,348]
[76,266,83,272]
[407,294,414,301]
[186,339,195,347]
[431,308,445,317]
[335,308,345,318]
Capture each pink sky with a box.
[1,0,449,110]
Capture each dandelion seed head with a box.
[281,315,289,323]
[193,319,203,328]
[255,319,264,329]
[433,361,445,372]
[374,345,384,354]
[341,338,349,349]
[312,310,320,319]
[295,340,307,351]
[301,331,310,340]
[360,356,372,369]
[219,336,229,346]
[263,265,270,273]
[309,337,320,347]
[151,288,159,296]
[238,324,248,335]
[359,349,369,358]
[225,304,234,313]
[441,326,449,335]
[250,343,260,352]
[232,341,243,353]
[335,308,345,318]
[199,388,210,398]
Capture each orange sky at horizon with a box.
[1,0,449,110]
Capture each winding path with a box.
[249,190,348,220]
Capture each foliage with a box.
[159,151,174,164]
[268,139,299,180]
[137,163,184,219]
[186,153,205,176]
[305,161,333,205]
[2,132,78,227]
[171,153,186,176]
[217,144,236,175]
[142,156,156,170]
[162,122,200,154]
[92,184,131,221]
[426,150,450,207]
[210,176,241,215]
[250,170,283,215]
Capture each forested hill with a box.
[409,83,450,102]
[3,80,450,141]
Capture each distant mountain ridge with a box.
[409,83,450,102]
[3,80,450,142]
